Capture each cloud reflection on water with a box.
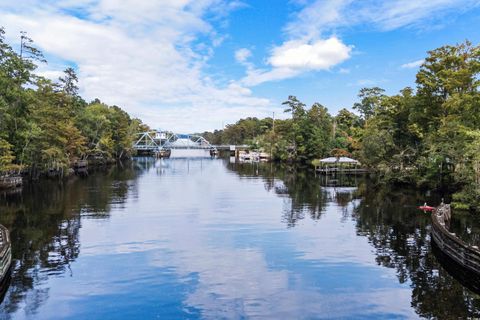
[77,159,416,318]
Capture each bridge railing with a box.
[133,131,217,151]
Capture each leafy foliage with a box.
[203,40,480,211]
[0,27,146,177]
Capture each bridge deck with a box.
[133,131,252,153]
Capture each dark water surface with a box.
[0,156,479,319]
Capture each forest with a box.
[1,26,479,210]
[202,41,480,211]
[0,28,147,178]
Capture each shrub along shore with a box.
[201,41,480,211]
[1,27,479,210]
[0,28,148,182]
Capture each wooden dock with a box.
[73,160,88,175]
[314,157,366,174]
[0,176,22,189]
[431,204,480,275]
[0,225,11,284]
[315,168,367,174]
[431,238,480,294]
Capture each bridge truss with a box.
[133,131,216,153]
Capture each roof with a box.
[319,157,360,164]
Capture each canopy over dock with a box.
[315,157,366,174]
[319,157,359,164]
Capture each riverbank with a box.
[0,157,125,192]
[0,176,22,190]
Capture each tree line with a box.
[202,41,480,211]
[0,28,147,178]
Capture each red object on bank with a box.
[418,205,435,211]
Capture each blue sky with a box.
[0,0,479,132]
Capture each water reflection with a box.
[228,162,480,318]
[227,162,333,227]
[449,213,480,247]
[431,241,480,294]
[354,182,480,318]
[0,164,136,317]
[0,159,478,318]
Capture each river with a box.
[0,156,479,319]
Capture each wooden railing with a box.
[73,160,88,168]
[0,176,22,189]
[431,204,480,274]
[0,225,11,282]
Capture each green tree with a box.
[353,87,386,121]
[283,95,306,119]
[59,67,79,97]
[334,108,362,154]
[0,137,15,173]
[22,78,86,174]
[414,41,480,132]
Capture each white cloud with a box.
[35,64,65,80]
[367,0,479,30]
[268,38,351,70]
[239,0,355,87]
[241,37,352,86]
[356,79,376,86]
[284,0,351,39]
[234,48,251,63]
[0,0,272,132]
[242,67,302,87]
[0,0,477,130]
[284,0,480,33]
[401,59,424,69]
[239,0,477,86]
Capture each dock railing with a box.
[431,204,480,274]
[0,225,11,281]
[0,176,22,189]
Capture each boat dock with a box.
[314,157,366,174]
[315,167,368,173]
[73,160,88,175]
[0,176,22,189]
[431,204,480,275]
[0,225,11,284]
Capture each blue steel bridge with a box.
[132,130,248,153]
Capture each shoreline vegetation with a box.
[0,27,479,211]
[0,27,149,183]
[201,41,480,211]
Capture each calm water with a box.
[0,155,479,319]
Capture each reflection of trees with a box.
[449,213,480,247]
[227,162,362,227]
[133,156,158,173]
[77,164,137,216]
[354,183,480,319]
[229,162,480,317]
[227,163,326,226]
[0,163,137,316]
